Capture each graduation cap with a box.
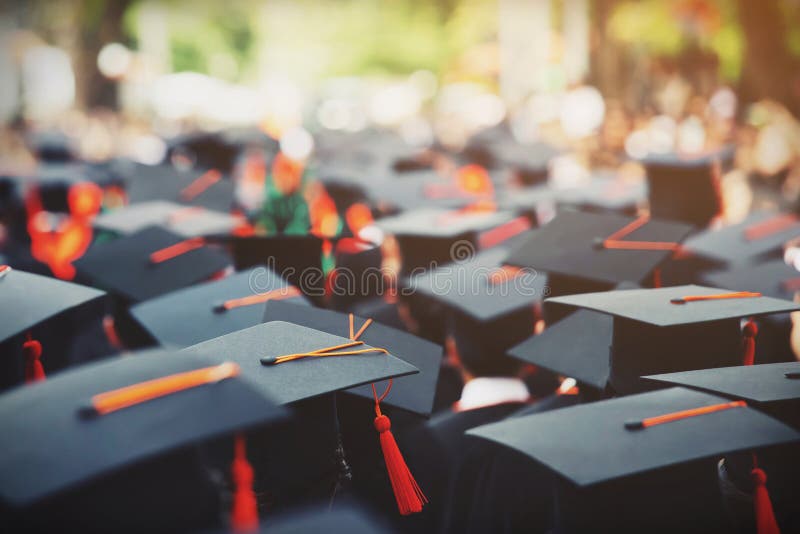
[644,362,800,426]
[411,247,547,323]
[555,174,647,215]
[505,210,693,287]
[641,145,734,227]
[123,162,236,212]
[0,348,286,532]
[74,226,231,303]
[546,285,800,394]
[362,171,475,213]
[261,300,442,417]
[92,200,241,238]
[377,207,516,274]
[181,321,427,515]
[130,267,309,348]
[507,282,640,393]
[0,266,106,387]
[684,210,800,265]
[240,505,392,534]
[166,131,243,174]
[467,387,800,532]
[221,234,327,300]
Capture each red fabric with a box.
[23,336,45,383]
[751,467,781,534]
[374,411,427,515]
[742,320,758,366]
[230,433,259,532]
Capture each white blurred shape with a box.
[709,87,737,120]
[409,70,438,100]
[676,115,706,155]
[560,85,605,139]
[625,129,650,159]
[549,154,590,189]
[127,134,167,165]
[97,42,132,79]
[370,84,421,126]
[280,127,314,161]
[648,115,677,154]
[22,46,75,120]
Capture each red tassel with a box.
[373,400,427,515]
[742,321,758,366]
[751,467,781,534]
[23,334,45,384]
[230,433,259,533]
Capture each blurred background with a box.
[1,0,799,209]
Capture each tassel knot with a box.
[750,466,781,534]
[374,414,391,433]
[743,321,759,338]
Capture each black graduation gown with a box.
[399,400,529,534]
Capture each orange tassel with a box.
[372,379,427,516]
[374,410,427,515]
[742,321,758,366]
[230,433,259,533]
[751,467,781,534]
[23,333,45,384]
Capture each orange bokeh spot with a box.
[345,202,373,234]
[272,152,304,195]
[68,182,104,219]
[456,164,493,196]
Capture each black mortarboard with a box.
[0,348,286,507]
[180,321,418,405]
[644,362,800,428]
[467,387,799,532]
[505,210,693,286]
[122,162,236,212]
[509,309,613,391]
[548,284,799,327]
[0,266,105,344]
[165,131,243,174]
[222,234,325,300]
[468,386,799,486]
[27,130,75,162]
[261,300,442,416]
[92,200,240,238]
[363,171,478,213]
[546,285,800,393]
[74,226,232,303]
[555,175,647,215]
[701,258,799,300]
[684,210,800,264]
[410,247,548,323]
[131,267,309,348]
[247,505,391,534]
[378,208,515,274]
[641,146,734,227]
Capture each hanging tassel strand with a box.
[742,320,758,366]
[23,332,45,384]
[230,433,259,533]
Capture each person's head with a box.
[448,306,535,379]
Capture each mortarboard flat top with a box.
[555,176,647,213]
[547,284,800,327]
[377,207,515,238]
[495,184,556,213]
[409,247,548,322]
[122,163,236,212]
[644,362,800,404]
[701,259,800,300]
[74,226,231,302]
[254,505,391,534]
[362,171,478,212]
[262,301,441,416]
[92,200,240,238]
[180,321,418,405]
[0,349,286,506]
[508,309,613,390]
[221,234,323,272]
[505,210,693,285]
[467,386,800,487]
[131,267,308,348]
[0,267,105,343]
[684,210,800,264]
